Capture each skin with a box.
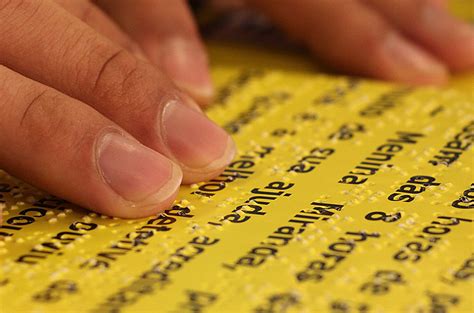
[0,0,472,218]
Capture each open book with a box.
[1,8,473,313]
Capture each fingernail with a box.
[161,100,235,172]
[159,39,214,103]
[383,34,448,83]
[97,132,182,204]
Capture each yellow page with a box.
[1,6,474,313]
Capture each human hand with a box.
[245,0,474,84]
[0,0,234,218]
[1,0,472,219]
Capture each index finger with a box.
[0,0,235,183]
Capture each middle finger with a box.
[0,0,235,183]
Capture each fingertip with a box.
[180,81,215,107]
[444,25,474,72]
[119,161,183,219]
[181,134,236,184]
[375,33,449,85]
[96,132,183,219]
[420,3,474,72]
[364,0,474,75]
[160,99,235,177]
[104,162,183,219]
[156,38,215,106]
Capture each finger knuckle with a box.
[91,48,139,96]
[0,0,24,12]
[0,0,41,18]
[0,0,45,44]
[19,90,70,146]
[90,47,171,115]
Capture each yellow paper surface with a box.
[1,5,474,313]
